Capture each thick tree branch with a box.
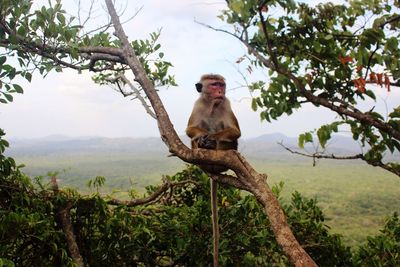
[105,1,317,265]
[51,177,84,267]
[364,158,400,177]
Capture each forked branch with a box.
[104,0,317,265]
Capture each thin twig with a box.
[278,141,364,160]
[107,179,199,207]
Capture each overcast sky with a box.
[0,0,398,140]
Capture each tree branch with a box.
[379,14,400,28]
[119,74,157,119]
[51,177,84,267]
[105,0,317,265]
[278,142,400,176]
[278,141,364,160]
[107,178,198,207]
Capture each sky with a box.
[0,0,398,140]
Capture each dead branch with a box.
[104,1,317,265]
[278,141,364,160]
[278,141,400,176]
[119,74,157,119]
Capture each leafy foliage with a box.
[0,131,356,266]
[221,0,400,176]
[0,0,176,104]
[354,212,400,266]
[0,130,399,265]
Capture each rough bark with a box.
[51,177,84,267]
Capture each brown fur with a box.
[186,74,240,173]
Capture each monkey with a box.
[186,74,241,267]
[186,73,241,173]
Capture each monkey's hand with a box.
[198,135,217,149]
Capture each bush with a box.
[1,129,397,266]
[354,213,400,266]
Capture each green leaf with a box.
[3,93,13,102]
[229,0,244,14]
[0,56,6,66]
[17,25,27,36]
[13,84,23,93]
[57,13,65,24]
[298,134,305,148]
[389,108,400,118]
[317,127,328,148]
[385,37,399,52]
[251,98,258,111]
[305,132,313,143]
[25,72,32,82]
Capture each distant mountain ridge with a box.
[6,133,364,158]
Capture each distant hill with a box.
[6,133,365,158]
[7,135,173,156]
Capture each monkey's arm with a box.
[186,126,208,139]
[211,114,241,142]
[187,126,217,149]
[211,127,241,142]
[186,111,209,140]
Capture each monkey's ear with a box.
[195,83,203,92]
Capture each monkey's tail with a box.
[211,178,219,267]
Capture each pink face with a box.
[207,80,226,101]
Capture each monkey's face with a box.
[204,79,226,104]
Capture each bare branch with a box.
[278,142,400,176]
[278,141,364,160]
[107,179,198,207]
[119,74,157,119]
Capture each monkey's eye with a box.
[209,82,226,87]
